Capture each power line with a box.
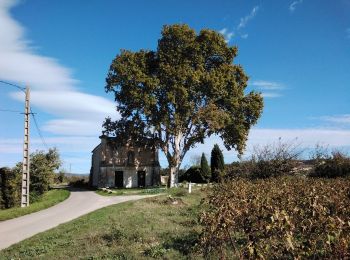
[30,108,48,150]
[0,80,26,92]
[0,80,49,150]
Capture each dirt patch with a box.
[162,196,186,206]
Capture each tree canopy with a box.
[104,24,263,187]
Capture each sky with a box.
[0,0,349,173]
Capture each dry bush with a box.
[200,177,350,259]
[311,150,350,178]
[225,140,302,179]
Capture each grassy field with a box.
[0,187,205,259]
[0,189,70,221]
[95,187,167,196]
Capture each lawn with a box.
[0,189,70,221]
[0,187,206,259]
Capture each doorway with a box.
[137,171,146,188]
[115,171,124,188]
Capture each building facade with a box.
[90,135,160,188]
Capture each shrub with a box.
[311,151,350,178]
[179,166,207,183]
[69,178,89,188]
[200,177,350,259]
[30,148,61,195]
[0,167,21,208]
[226,140,301,179]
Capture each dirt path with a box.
[0,189,153,250]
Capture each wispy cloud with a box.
[219,5,259,42]
[319,114,350,124]
[219,28,234,43]
[289,0,303,12]
[251,80,285,90]
[250,80,285,98]
[237,6,259,30]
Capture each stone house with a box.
[90,135,160,188]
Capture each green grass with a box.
[95,187,167,196]
[0,189,70,221]
[0,187,206,259]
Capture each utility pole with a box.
[21,86,30,207]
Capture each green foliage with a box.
[0,166,21,209]
[180,166,207,183]
[311,151,350,178]
[200,153,211,181]
[200,177,350,259]
[69,177,89,188]
[211,144,224,182]
[104,24,263,186]
[30,148,61,195]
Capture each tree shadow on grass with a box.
[163,231,200,255]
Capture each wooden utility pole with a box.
[21,86,30,207]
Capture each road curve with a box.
[0,189,153,250]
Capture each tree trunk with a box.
[169,166,179,188]
[168,132,182,188]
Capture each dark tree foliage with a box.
[311,151,350,178]
[104,24,263,187]
[30,148,61,195]
[0,167,21,209]
[180,166,207,183]
[211,144,224,182]
[200,153,211,181]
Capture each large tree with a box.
[104,24,263,187]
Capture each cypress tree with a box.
[211,144,225,182]
[200,153,211,182]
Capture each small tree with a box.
[200,153,211,182]
[30,148,61,195]
[211,144,224,182]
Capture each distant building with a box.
[90,135,160,188]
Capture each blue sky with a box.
[0,0,349,173]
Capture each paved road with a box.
[0,189,153,250]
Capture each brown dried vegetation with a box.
[200,177,350,259]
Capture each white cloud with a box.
[219,28,234,43]
[289,0,303,12]
[261,92,282,98]
[0,0,118,137]
[0,0,119,172]
[237,6,259,30]
[319,114,350,124]
[250,80,285,98]
[177,128,350,167]
[219,5,259,42]
[251,80,284,90]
